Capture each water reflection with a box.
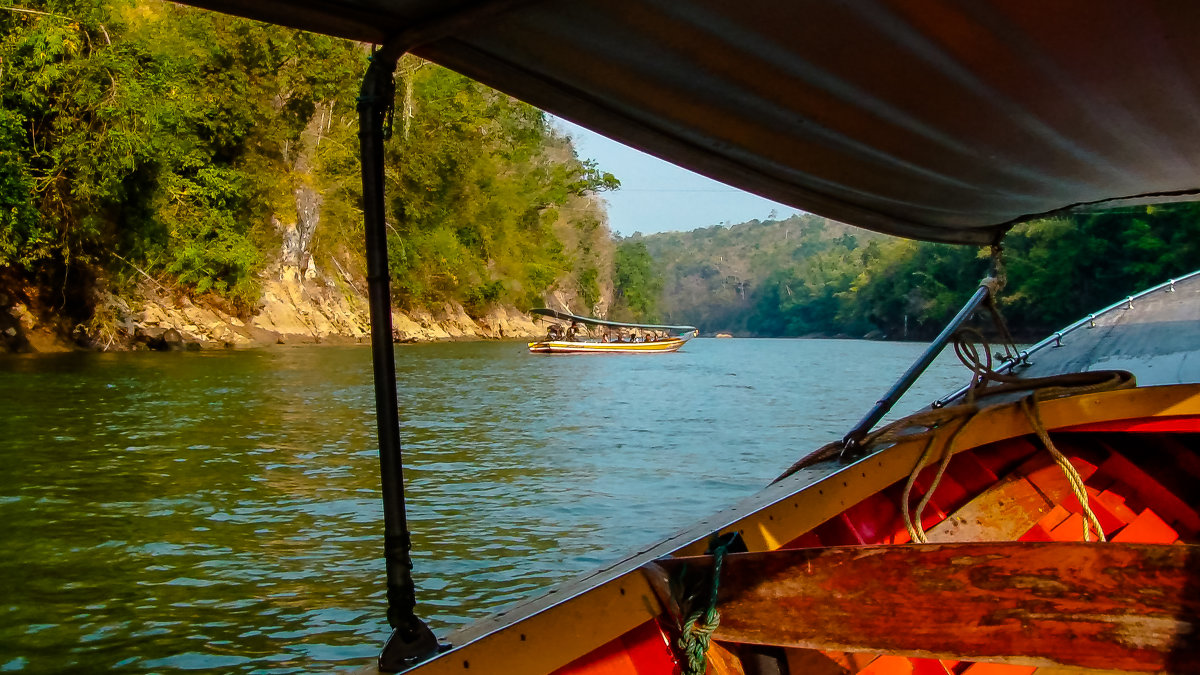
[0,340,967,673]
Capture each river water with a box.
[0,339,966,673]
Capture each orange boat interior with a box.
[553,417,1200,675]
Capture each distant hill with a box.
[635,214,886,335]
[636,205,1200,340]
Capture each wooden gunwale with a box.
[391,383,1200,675]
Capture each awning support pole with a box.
[358,51,439,671]
[840,280,994,457]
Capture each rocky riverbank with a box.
[0,263,543,354]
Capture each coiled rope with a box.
[897,361,1130,542]
[774,279,1134,544]
[897,328,1132,543]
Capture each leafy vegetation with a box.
[644,205,1200,338]
[7,0,1195,341]
[0,0,619,325]
[381,64,617,313]
[612,240,662,321]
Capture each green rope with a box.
[677,537,731,675]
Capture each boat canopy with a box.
[530,308,695,334]
[171,1,1200,245]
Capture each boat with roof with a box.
[527,308,697,354]
[163,1,1200,673]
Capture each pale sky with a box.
[555,119,803,237]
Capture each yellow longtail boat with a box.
[165,2,1200,673]
[527,308,697,354]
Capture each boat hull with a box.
[527,338,688,354]
[365,273,1200,675]
[385,383,1200,675]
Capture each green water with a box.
[0,339,966,673]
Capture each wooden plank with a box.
[655,543,1200,672]
[1113,509,1179,544]
[1096,451,1200,535]
[923,473,1052,543]
[781,648,857,675]
[707,642,747,675]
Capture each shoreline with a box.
[1,265,545,355]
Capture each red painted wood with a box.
[1020,454,1099,500]
[1055,486,1126,536]
[780,530,822,550]
[1061,416,1200,434]
[909,657,954,675]
[959,664,1035,675]
[1032,505,1071,533]
[552,427,1200,675]
[551,632,635,675]
[944,452,999,502]
[1096,489,1140,524]
[911,470,963,522]
[973,437,1039,478]
[620,621,680,675]
[1017,522,1053,542]
[778,429,1200,673]
[813,513,864,547]
[858,655,913,675]
[1095,452,1200,535]
[1113,509,1179,544]
[551,620,679,675]
[1047,512,1087,541]
[844,493,906,545]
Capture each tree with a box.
[613,240,662,321]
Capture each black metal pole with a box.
[840,281,993,456]
[358,52,439,671]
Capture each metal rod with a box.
[841,282,993,454]
[358,52,438,671]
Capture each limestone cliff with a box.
[132,263,542,350]
[0,260,545,353]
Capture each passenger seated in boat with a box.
[546,324,563,341]
[566,322,583,341]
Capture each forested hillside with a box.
[6,0,1199,350]
[0,0,625,350]
[643,205,1200,339]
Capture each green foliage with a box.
[0,108,41,266]
[0,0,354,309]
[613,240,662,321]
[462,280,505,318]
[384,64,615,311]
[1,2,611,319]
[644,214,884,332]
[576,264,600,310]
[1000,205,1200,331]
[645,206,1200,338]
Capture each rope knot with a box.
[678,608,720,671]
[675,532,740,675]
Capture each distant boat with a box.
[715,333,733,338]
[527,308,697,354]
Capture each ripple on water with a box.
[0,340,967,673]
